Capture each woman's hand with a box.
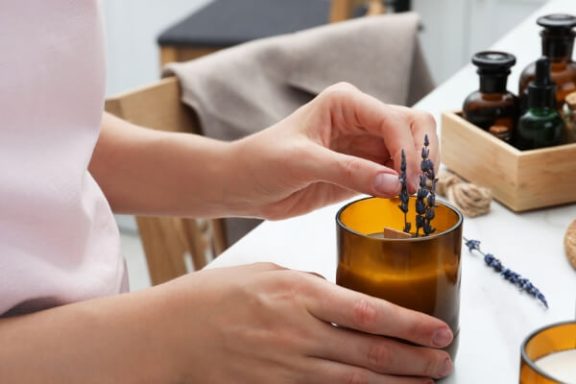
[0,263,452,383]
[92,83,437,219]
[163,263,453,383]
[228,82,438,219]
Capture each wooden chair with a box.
[157,0,394,66]
[105,77,227,285]
[158,0,332,66]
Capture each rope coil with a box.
[563,220,576,270]
[436,171,492,218]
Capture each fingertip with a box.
[432,326,454,348]
[373,172,401,196]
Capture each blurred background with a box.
[103,0,547,97]
[102,0,547,288]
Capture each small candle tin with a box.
[520,321,576,383]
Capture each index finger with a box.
[304,278,453,349]
[371,105,438,193]
[409,110,440,174]
[318,85,438,192]
[382,107,438,193]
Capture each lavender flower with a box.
[464,238,548,308]
[416,135,436,236]
[398,150,411,234]
[397,136,437,237]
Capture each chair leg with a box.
[330,0,353,22]
[136,216,188,285]
[367,0,386,15]
[160,47,180,67]
[182,218,210,270]
[210,219,228,257]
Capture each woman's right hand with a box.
[160,263,454,384]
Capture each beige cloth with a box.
[165,12,434,142]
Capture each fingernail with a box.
[437,357,453,378]
[433,327,453,347]
[373,173,400,195]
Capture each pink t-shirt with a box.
[0,1,126,316]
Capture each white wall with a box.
[102,0,212,96]
[414,0,547,83]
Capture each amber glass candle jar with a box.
[336,196,463,359]
[520,321,576,383]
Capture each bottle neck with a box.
[527,106,558,117]
[541,30,575,61]
[479,75,508,94]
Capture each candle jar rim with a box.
[521,320,576,383]
[336,196,463,242]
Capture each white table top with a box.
[208,1,576,382]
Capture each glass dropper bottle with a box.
[463,51,519,143]
[516,57,564,150]
[519,14,576,111]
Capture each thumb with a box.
[309,147,401,197]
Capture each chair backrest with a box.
[159,1,387,66]
[105,77,227,285]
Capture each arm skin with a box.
[0,264,453,384]
[1,84,449,383]
[89,112,237,218]
[0,280,176,383]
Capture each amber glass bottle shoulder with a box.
[519,60,576,103]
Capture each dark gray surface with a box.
[158,0,331,47]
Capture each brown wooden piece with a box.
[330,0,386,23]
[160,46,221,67]
[442,111,576,212]
[158,2,386,68]
[105,77,228,284]
[383,227,412,239]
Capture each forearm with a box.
[90,113,241,218]
[0,288,176,384]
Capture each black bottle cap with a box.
[537,14,576,31]
[527,57,557,109]
[472,51,516,76]
[538,14,576,58]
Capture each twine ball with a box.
[563,220,576,270]
[437,171,492,218]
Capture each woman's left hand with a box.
[228,82,439,220]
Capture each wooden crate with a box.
[441,112,576,212]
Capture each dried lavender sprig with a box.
[398,150,411,234]
[417,135,436,236]
[415,175,427,237]
[464,238,549,308]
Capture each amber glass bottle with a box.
[463,51,519,142]
[519,14,576,111]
